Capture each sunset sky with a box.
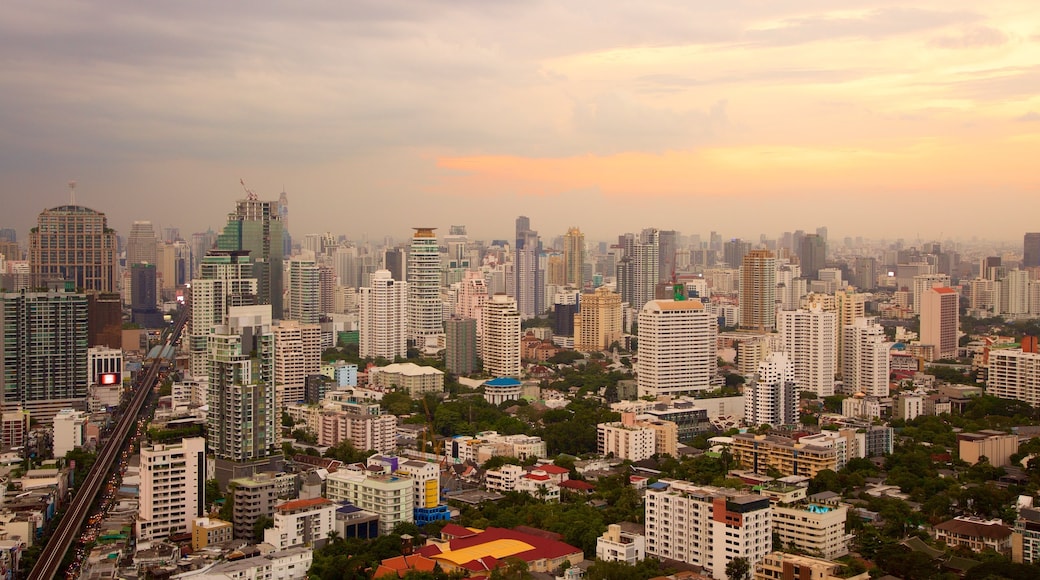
[2,1,1038,244]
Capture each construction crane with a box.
[239,178,258,201]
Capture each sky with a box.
[2,1,1039,245]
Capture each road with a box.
[26,307,189,580]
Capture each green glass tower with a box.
[216,197,285,318]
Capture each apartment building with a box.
[264,497,337,550]
[730,434,838,478]
[137,437,205,542]
[325,470,414,535]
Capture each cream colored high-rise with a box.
[835,289,866,373]
[574,286,622,352]
[563,227,585,287]
[408,228,443,348]
[359,270,408,360]
[920,286,958,361]
[777,307,836,397]
[637,299,717,397]
[273,320,321,415]
[482,294,521,378]
[739,249,777,331]
[127,220,158,266]
[842,317,890,397]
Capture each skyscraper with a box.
[130,263,163,327]
[359,270,408,360]
[798,234,826,280]
[920,286,959,361]
[482,294,521,378]
[739,249,777,331]
[445,317,478,375]
[188,251,258,379]
[272,320,321,414]
[658,230,679,283]
[215,195,285,318]
[616,229,659,311]
[637,299,717,397]
[842,318,890,397]
[207,305,276,463]
[745,352,798,427]
[514,217,544,318]
[0,281,88,422]
[724,238,751,269]
[29,204,118,292]
[286,258,320,324]
[127,221,158,266]
[574,287,622,352]
[777,307,836,397]
[1025,233,1040,269]
[407,228,443,347]
[563,227,585,287]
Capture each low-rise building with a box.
[231,472,296,540]
[730,433,838,478]
[444,431,547,465]
[370,363,444,397]
[934,516,1013,555]
[754,552,868,580]
[596,523,645,564]
[1013,505,1040,564]
[959,431,1019,467]
[264,497,337,550]
[191,517,233,551]
[325,470,414,535]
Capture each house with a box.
[934,516,1013,555]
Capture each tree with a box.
[253,515,274,543]
[205,479,222,510]
[725,557,750,580]
[281,412,295,428]
[382,390,415,415]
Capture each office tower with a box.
[359,270,408,360]
[739,249,777,331]
[1025,234,1040,269]
[658,230,679,283]
[443,227,470,286]
[982,256,1003,280]
[482,294,521,378]
[137,437,205,542]
[130,263,163,327]
[285,258,319,324]
[911,273,950,314]
[563,227,586,287]
[278,190,291,257]
[777,307,837,397]
[723,238,751,269]
[745,352,798,427]
[799,234,826,279]
[616,229,659,311]
[637,299,717,397]
[920,287,959,361]
[408,228,443,347]
[0,282,88,422]
[87,292,122,348]
[842,318,890,397]
[645,480,772,578]
[29,204,118,292]
[383,247,405,282]
[445,317,478,375]
[574,287,622,352]
[215,194,285,318]
[514,217,544,318]
[273,320,322,414]
[127,221,158,266]
[190,229,217,278]
[208,305,276,463]
[852,256,877,290]
[188,251,258,379]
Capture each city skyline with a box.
[1,2,1039,242]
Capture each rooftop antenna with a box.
[68,180,77,205]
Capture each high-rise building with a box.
[359,270,408,360]
[286,258,320,324]
[514,217,544,318]
[777,307,836,397]
[912,273,951,314]
[156,240,191,295]
[563,227,586,287]
[637,299,717,397]
[853,256,877,290]
[988,343,1040,406]
[318,264,335,316]
[407,228,443,348]
[724,238,751,269]
[645,480,772,579]
[0,282,88,422]
[273,320,322,414]
[383,247,405,282]
[482,294,521,378]
[207,305,276,463]
[920,287,959,361]
[29,204,118,292]
[798,234,826,280]
[616,230,659,311]
[739,249,777,331]
[1025,233,1040,269]
[130,262,163,327]
[215,195,285,318]
[574,287,622,352]
[842,318,890,397]
[137,437,206,542]
[744,352,798,427]
[445,318,478,375]
[127,220,158,267]
[658,230,679,283]
[835,289,867,374]
[188,251,258,379]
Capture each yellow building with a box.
[192,517,233,551]
[754,552,868,580]
[730,433,838,478]
[574,287,623,352]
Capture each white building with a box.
[407,228,444,349]
[444,431,547,465]
[596,524,646,564]
[744,352,798,428]
[777,308,836,397]
[264,497,337,550]
[87,346,123,386]
[286,258,320,324]
[988,347,1040,407]
[637,299,718,397]
[325,470,414,535]
[912,273,951,314]
[645,480,773,580]
[359,270,408,360]
[273,320,322,413]
[482,294,521,378]
[137,437,205,542]
[842,318,890,397]
[598,413,657,462]
[53,409,88,459]
[370,363,445,397]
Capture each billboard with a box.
[99,372,120,385]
